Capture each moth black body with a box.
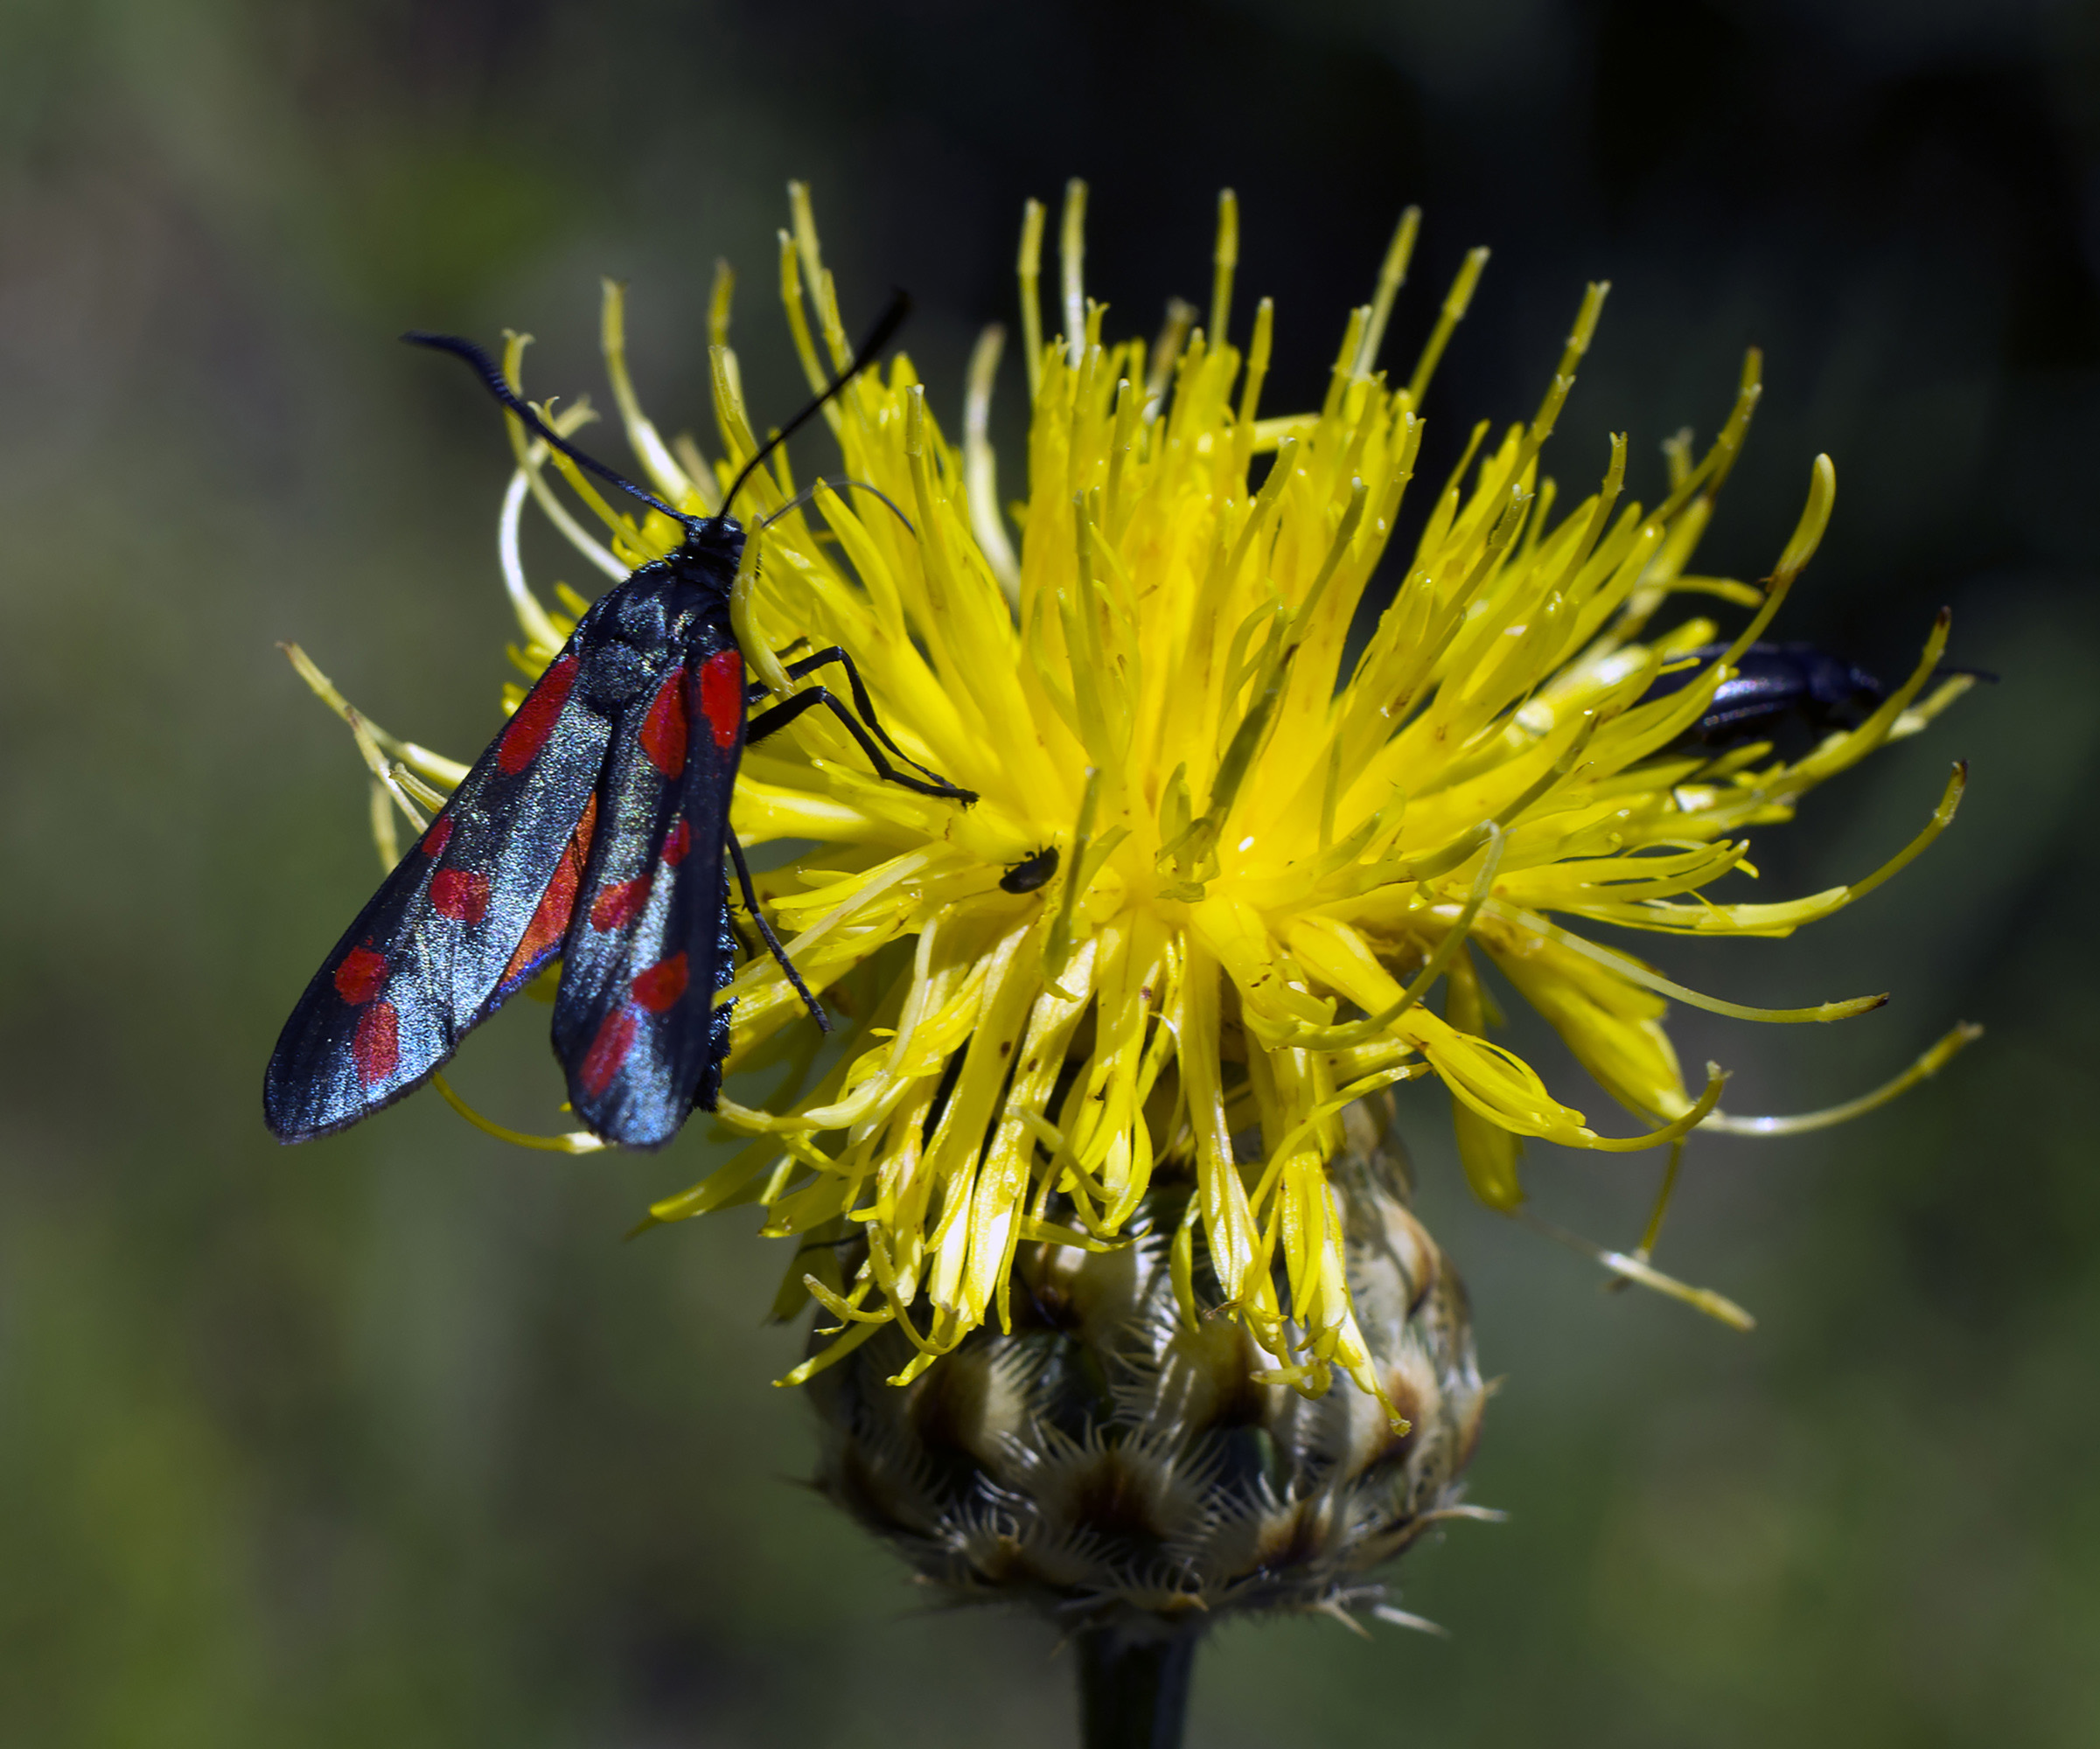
[265,298,972,1151]
[999,846,1059,894]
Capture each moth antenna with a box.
[759,476,917,535]
[404,331,702,532]
[720,291,910,518]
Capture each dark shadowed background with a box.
[4,1,2098,1743]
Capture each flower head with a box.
[297,182,1975,1421]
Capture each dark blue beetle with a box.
[1648,641,1888,750]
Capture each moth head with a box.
[676,512,747,579]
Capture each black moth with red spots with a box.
[265,299,973,1150]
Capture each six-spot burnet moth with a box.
[264,295,974,1151]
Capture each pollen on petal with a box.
[640,668,688,777]
[353,1000,399,1084]
[429,868,491,923]
[498,653,578,774]
[631,952,689,1012]
[590,874,652,932]
[699,649,743,749]
[580,1007,638,1098]
[334,946,387,1005]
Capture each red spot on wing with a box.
[661,819,691,866]
[631,952,689,1013]
[498,654,579,774]
[353,1001,399,1084]
[421,815,454,858]
[429,868,491,924]
[639,669,687,777]
[335,947,387,1006]
[590,874,652,933]
[699,650,743,749]
[580,1007,638,1099]
[501,793,598,986]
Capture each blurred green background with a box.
[4,0,2097,1743]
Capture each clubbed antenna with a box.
[404,331,700,532]
[719,291,910,517]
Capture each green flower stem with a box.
[1077,1627,1199,1749]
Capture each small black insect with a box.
[999,846,1060,894]
[1648,640,1889,752]
[265,296,974,1152]
[1649,639,1992,756]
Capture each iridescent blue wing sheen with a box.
[551,635,747,1146]
[264,593,642,1142]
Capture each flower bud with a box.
[807,1091,1488,1631]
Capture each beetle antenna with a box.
[720,292,910,519]
[404,331,702,532]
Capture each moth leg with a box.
[745,682,978,804]
[744,645,974,801]
[724,828,829,1029]
[777,645,935,777]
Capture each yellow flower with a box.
[298,182,1978,1421]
